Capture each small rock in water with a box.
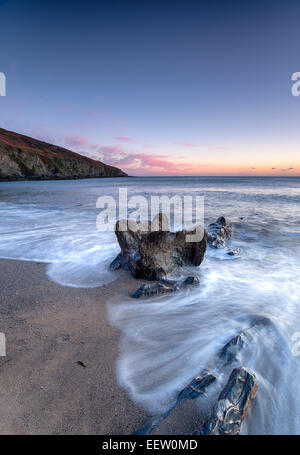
[182,276,199,285]
[207,216,233,249]
[226,248,241,256]
[109,253,123,271]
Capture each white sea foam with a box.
[108,242,300,433]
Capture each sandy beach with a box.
[0,258,149,435]
[0,258,217,436]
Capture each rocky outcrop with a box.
[132,276,199,298]
[199,367,258,435]
[0,127,127,180]
[207,216,233,248]
[110,215,207,281]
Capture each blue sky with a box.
[0,0,300,175]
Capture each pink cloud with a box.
[116,136,136,142]
[65,135,89,147]
[84,145,211,176]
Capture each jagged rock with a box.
[207,216,233,248]
[134,370,216,435]
[110,214,207,280]
[133,318,267,435]
[199,367,258,435]
[132,276,199,298]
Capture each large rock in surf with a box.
[110,214,207,280]
[199,367,258,435]
[207,216,233,248]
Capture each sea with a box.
[0,176,299,434]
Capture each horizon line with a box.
[128,174,300,178]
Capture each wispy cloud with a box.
[84,144,211,175]
[281,167,294,172]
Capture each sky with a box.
[0,0,300,176]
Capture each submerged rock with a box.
[110,214,207,280]
[133,319,266,435]
[199,367,258,435]
[207,216,233,248]
[132,276,199,298]
[218,331,246,365]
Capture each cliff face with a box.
[0,128,127,180]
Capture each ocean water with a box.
[0,176,300,434]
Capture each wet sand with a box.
[0,258,149,434]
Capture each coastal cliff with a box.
[0,128,127,180]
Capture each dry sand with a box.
[0,258,149,435]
